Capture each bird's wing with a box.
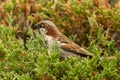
[57,35,93,57]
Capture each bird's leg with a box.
[33,30,36,38]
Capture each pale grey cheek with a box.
[39,28,47,35]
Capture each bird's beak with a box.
[31,24,40,30]
[31,23,41,38]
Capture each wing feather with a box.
[57,35,93,57]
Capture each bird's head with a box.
[32,20,61,38]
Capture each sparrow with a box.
[32,20,93,59]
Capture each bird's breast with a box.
[44,35,58,49]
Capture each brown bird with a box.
[32,20,93,59]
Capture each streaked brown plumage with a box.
[32,20,93,58]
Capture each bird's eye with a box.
[40,23,44,28]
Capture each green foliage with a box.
[0,23,120,80]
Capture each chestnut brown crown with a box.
[32,20,61,38]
